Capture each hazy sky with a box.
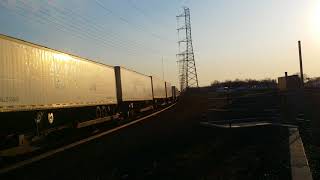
[1,0,320,87]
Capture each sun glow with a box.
[310,1,320,41]
[53,53,72,61]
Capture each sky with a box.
[1,0,320,87]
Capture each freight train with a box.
[0,34,179,148]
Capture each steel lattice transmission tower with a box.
[176,7,199,91]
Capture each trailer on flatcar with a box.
[150,76,167,107]
[114,66,154,117]
[0,34,118,145]
[172,86,180,102]
[0,34,178,151]
[165,82,173,103]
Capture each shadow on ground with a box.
[2,88,292,180]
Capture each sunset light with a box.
[1,1,320,179]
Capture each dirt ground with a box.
[2,88,293,179]
[300,89,320,179]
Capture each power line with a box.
[13,0,147,56]
[2,0,175,57]
[126,0,174,31]
[1,0,167,57]
[0,5,92,50]
[1,0,177,80]
[94,0,172,43]
[22,13,137,57]
[46,0,163,55]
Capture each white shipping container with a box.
[0,35,117,112]
[151,76,166,99]
[117,67,153,101]
[166,82,172,98]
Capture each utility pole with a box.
[298,40,304,87]
[161,56,165,80]
[176,7,199,91]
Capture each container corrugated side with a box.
[0,35,117,112]
[119,67,153,101]
[151,76,166,99]
[165,82,172,98]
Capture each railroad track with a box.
[204,90,280,127]
[0,103,176,174]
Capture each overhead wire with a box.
[2,0,176,56]
[5,0,163,57]
[126,0,175,32]
[0,5,94,51]
[1,0,177,63]
[14,0,143,56]
[46,1,163,55]
[94,0,172,43]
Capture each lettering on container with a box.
[0,97,20,103]
[55,79,65,89]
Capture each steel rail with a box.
[0,103,176,174]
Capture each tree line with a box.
[210,79,277,89]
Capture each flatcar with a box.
[0,34,178,148]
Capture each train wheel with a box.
[128,103,135,118]
[35,111,44,124]
[96,106,102,119]
[107,106,112,115]
[34,111,44,136]
[101,106,107,117]
[48,112,54,124]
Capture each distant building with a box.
[278,75,301,90]
[305,78,320,88]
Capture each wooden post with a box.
[298,41,304,87]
